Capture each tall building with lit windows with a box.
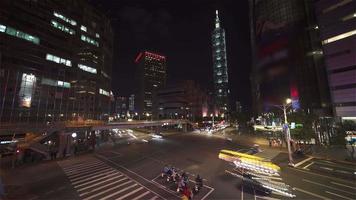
[134,51,167,118]
[212,10,229,115]
[314,0,356,120]
[249,0,331,116]
[0,0,113,124]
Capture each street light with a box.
[210,113,215,128]
[272,98,294,167]
[283,98,294,167]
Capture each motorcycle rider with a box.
[195,175,203,188]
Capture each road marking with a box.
[82,181,133,200]
[61,161,102,169]
[289,166,355,185]
[302,179,354,195]
[101,183,138,200]
[331,181,356,190]
[66,165,110,176]
[74,173,122,188]
[64,163,107,173]
[63,162,103,171]
[72,170,118,185]
[70,169,116,182]
[241,184,244,200]
[294,157,313,167]
[319,166,333,171]
[325,191,354,200]
[95,154,167,200]
[255,196,280,200]
[68,167,113,179]
[303,162,314,170]
[78,176,127,194]
[335,169,352,174]
[201,188,215,200]
[314,160,356,171]
[116,186,144,200]
[132,191,150,200]
[294,187,331,200]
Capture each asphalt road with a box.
[2,129,356,200]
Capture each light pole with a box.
[272,98,294,167]
[210,114,215,128]
[283,98,294,167]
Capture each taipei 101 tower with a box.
[212,10,229,115]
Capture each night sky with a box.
[90,0,251,111]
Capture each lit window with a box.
[57,80,64,86]
[217,72,222,75]
[78,64,97,74]
[4,26,39,44]
[322,29,356,45]
[80,34,99,47]
[19,73,36,108]
[95,33,100,38]
[41,78,70,88]
[51,20,75,35]
[46,53,72,67]
[99,88,110,96]
[53,11,77,26]
[219,89,222,93]
[0,24,6,32]
[81,25,87,32]
[218,79,222,83]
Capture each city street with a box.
[2,129,356,200]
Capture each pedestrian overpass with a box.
[2,119,195,160]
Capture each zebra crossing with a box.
[58,158,162,200]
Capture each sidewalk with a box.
[217,128,355,164]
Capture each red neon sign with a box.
[134,52,143,63]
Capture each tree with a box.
[332,120,356,160]
[288,112,317,143]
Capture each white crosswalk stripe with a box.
[58,158,162,200]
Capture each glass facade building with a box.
[212,10,229,114]
[249,0,331,116]
[0,0,113,124]
[314,0,356,120]
[134,51,167,118]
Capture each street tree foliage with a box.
[288,112,317,142]
[332,120,356,160]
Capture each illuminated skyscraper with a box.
[0,0,113,123]
[212,10,229,114]
[134,51,167,117]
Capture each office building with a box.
[128,94,135,112]
[212,10,230,115]
[249,0,331,116]
[114,96,128,116]
[0,0,113,123]
[157,80,209,121]
[134,51,167,118]
[314,0,356,120]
